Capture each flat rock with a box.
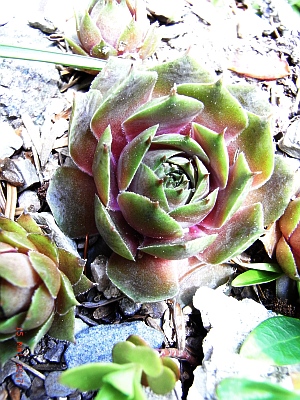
[64,321,164,368]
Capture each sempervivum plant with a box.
[276,196,300,281]
[0,213,90,365]
[47,55,296,302]
[66,0,160,60]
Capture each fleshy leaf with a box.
[232,270,283,286]
[0,230,37,253]
[94,195,139,261]
[229,112,274,189]
[240,316,300,365]
[139,232,217,259]
[60,363,124,391]
[244,155,297,227]
[149,54,216,97]
[168,189,218,227]
[56,271,80,315]
[79,11,102,54]
[17,213,43,234]
[107,252,179,302]
[117,192,183,239]
[21,284,54,331]
[279,197,300,239]
[112,341,162,377]
[58,248,86,286]
[200,203,265,264]
[147,365,177,395]
[203,153,253,229]
[117,125,158,191]
[93,125,113,206]
[151,133,209,165]
[102,364,138,397]
[0,312,27,334]
[276,236,300,280]
[0,253,40,288]
[28,251,61,298]
[69,90,102,175]
[192,123,229,188]
[0,215,28,234]
[47,307,76,342]
[47,166,98,238]
[22,313,54,351]
[177,79,248,142]
[91,69,157,159]
[27,233,58,264]
[123,91,203,141]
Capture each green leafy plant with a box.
[47,54,296,302]
[60,335,180,399]
[216,316,300,399]
[0,213,92,366]
[66,0,160,60]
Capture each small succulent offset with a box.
[47,55,296,302]
[0,213,90,365]
[276,195,300,281]
[66,0,160,60]
[60,335,180,399]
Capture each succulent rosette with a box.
[66,0,160,60]
[0,213,91,365]
[276,196,300,280]
[47,55,296,302]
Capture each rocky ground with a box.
[0,0,300,399]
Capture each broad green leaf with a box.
[107,252,179,302]
[16,213,43,234]
[118,192,183,239]
[233,260,282,272]
[47,166,98,238]
[95,383,130,400]
[147,365,177,395]
[60,363,124,391]
[240,316,300,365]
[23,313,54,351]
[103,364,139,397]
[55,271,79,315]
[57,248,86,286]
[47,308,76,343]
[216,377,300,400]
[0,312,27,335]
[232,270,283,287]
[0,231,37,253]
[27,233,59,265]
[0,215,27,234]
[276,236,300,280]
[279,197,300,239]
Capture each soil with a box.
[0,0,300,399]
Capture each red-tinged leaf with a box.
[69,90,102,175]
[276,236,300,280]
[0,281,33,317]
[279,197,300,240]
[79,11,102,54]
[0,253,40,288]
[107,252,179,302]
[228,52,290,80]
[47,166,98,238]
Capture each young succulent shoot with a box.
[0,213,92,366]
[47,54,297,303]
[65,0,161,61]
[60,334,180,399]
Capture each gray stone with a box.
[44,340,65,362]
[14,157,39,190]
[18,190,41,212]
[11,369,31,390]
[0,360,16,384]
[64,321,165,368]
[0,122,23,158]
[45,371,76,397]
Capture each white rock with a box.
[188,287,296,399]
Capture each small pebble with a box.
[45,371,76,397]
[11,369,31,390]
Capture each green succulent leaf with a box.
[107,252,179,302]
[22,313,54,351]
[240,316,300,365]
[21,284,54,331]
[0,252,40,288]
[69,90,102,176]
[94,195,139,261]
[28,251,61,298]
[276,236,300,280]
[0,282,33,317]
[0,339,20,367]
[149,54,216,97]
[232,270,283,287]
[216,378,300,400]
[93,125,113,207]
[112,341,162,377]
[17,213,43,234]
[60,363,125,391]
[147,365,177,395]
[102,364,141,397]
[56,271,80,315]
[79,11,102,53]
[123,92,204,140]
[57,248,86,286]
[279,197,300,239]
[0,230,37,253]
[192,123,229,189]
[47,307,76,342]
[47,166,98,238]
[117,125,158,191]
[0,215,28,234]
[95,382,132,400]
[204,153,254,229]
[232,112,274,189]
[0,312,27,335]
[118,192,183,239]
[27,234,59,264]
[177,79,248,142]
[72,273,95,296]
[200,203,265,264]
[139,233,217,260]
